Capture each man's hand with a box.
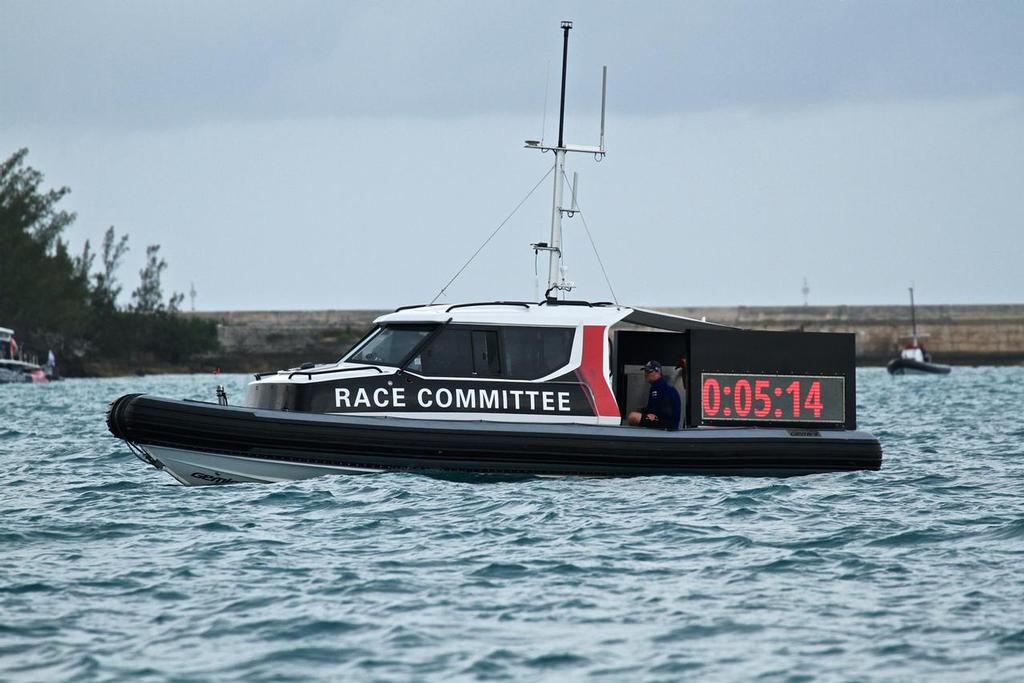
[645,413,657,421]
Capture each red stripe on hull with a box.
[575,325,620,418]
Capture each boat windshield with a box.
[345,325,436,367]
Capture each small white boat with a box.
[0,327,48,384]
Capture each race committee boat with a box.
[107,22,882,485]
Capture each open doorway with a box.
[611,330,689,423]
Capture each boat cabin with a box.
[900,344,926,363]
[246,301,858,431]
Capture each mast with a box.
[546,21,571,295]
[909,286,918,345]
[525,21,607,300]
[557,21,570,150]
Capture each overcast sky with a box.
[2,1,1022,310]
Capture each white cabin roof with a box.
[376,302,630,328]
[374,302,735,331]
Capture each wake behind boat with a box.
[106,22,882,485]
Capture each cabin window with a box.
[472,330,501,375]
[418,328,475,376]
[346,325,434,367]
[502,326,574,380]
[414,327,502,377]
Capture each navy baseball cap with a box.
[643,360,662,373]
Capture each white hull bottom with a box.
[143,445,384,486]
[143,445,570,486]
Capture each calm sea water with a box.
[2,368,1023,681]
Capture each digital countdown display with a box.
[700,373,845,424]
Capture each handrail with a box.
[394,303,431,312]
[253,371,281,380]
[444,301,533,313]
[538,299,605,307]
[287,365,385,380]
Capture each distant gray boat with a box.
[887,288,951,375]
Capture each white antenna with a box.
[571,171,579,213]
[524,21,607,299]
[540,60,551,143]
[599,65,607,153]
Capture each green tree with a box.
[0,148,76,254]
[0,148,90,345]
[0,148,217,371]
[131,243,183,313]
[73,239,93,283]
[91,226,129,311]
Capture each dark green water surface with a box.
[1,368,1023,681]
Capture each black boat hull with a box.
[887,358,951,375]
[107,394,882,484]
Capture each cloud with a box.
[2,1,1022,131]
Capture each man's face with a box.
[644,369,661,384]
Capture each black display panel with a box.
[688,329,856,429]
[700,373,845,424]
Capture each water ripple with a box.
[2,369,1024,680]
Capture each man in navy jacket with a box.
[627,360,681,430]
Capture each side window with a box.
[472,330,501,376]
[502,327,575,380]
[419,328,474,376]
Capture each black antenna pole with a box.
[557,21,572,149]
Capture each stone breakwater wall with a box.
[189,309,382,371]
[655,305,1024,364]
[190,305,1024,370]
